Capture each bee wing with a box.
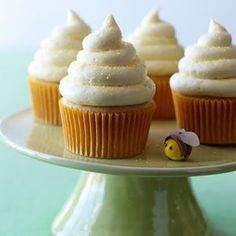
[169,129,186,136]
[179,132,200,147]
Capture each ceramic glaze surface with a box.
[52,173,210,236]
[1,109,236,176]
[1,109,235,236]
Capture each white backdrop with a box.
[0,0,235,49]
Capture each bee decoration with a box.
[164,129,200,161]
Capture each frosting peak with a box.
[60,15,155,106]
[209,19,227,33]
[103,14,120,29]
[28,10,91,82]
[198,20,232,47]
[83,14,121,51]
[170,20,236,97]
[67,10,81,24]
[142,9,161,25]
[129,10,184,76]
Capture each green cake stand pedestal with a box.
[52,174,208,236]
[1,109,236,236]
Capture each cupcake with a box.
[28,10,91,125]
[59,15,156,158]
[129,10,184,119]
[170,20,236,144]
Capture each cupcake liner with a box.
[172,91,236,144]
[151,76,175,119]
[28,77,61,125]
[59,99,156,158]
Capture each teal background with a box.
[0,50,236,235]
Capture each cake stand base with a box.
[52,173,210,236]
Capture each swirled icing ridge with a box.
[28,10,91,82]
[60,15,155,106]
[170,20,236,97]
[129,10,184,76]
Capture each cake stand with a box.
[1,109,236,236]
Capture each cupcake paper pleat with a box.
[29,77,61,125]
[173,92,236,144]
[152,76,175,119]
[59,100,155,158]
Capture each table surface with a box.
[0,49,236,236]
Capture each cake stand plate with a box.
[1,109,236,236]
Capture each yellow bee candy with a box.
[164,129,200,161]
[164,139,183,161]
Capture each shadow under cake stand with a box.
[1,109,236,236]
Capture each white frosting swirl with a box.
[28,10,91,82]
[129,10,184,76]
[170,20,236,97]
[60,15,155,106]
